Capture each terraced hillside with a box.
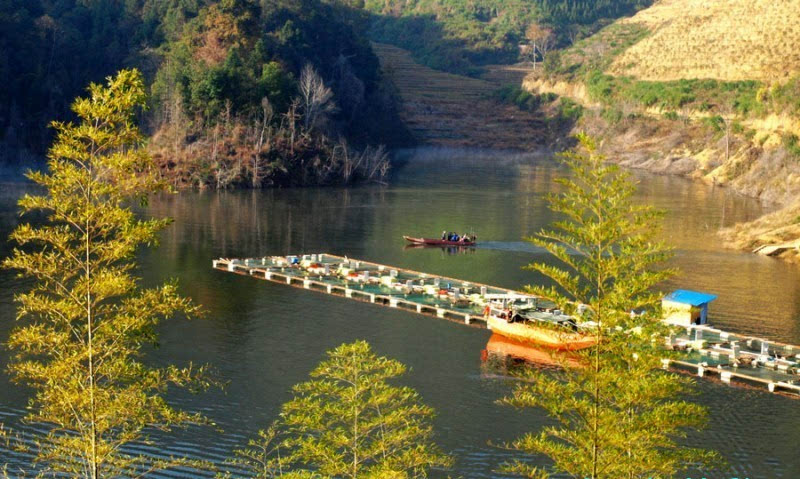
[609,0,800,82]
[373,43,552,150]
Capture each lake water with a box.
[1,148,799,478]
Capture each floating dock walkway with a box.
[213,254,800,397]
[213,253,522,328]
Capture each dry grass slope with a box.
[609,0,800,83]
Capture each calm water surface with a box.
[1,148,799,478]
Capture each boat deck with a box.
[213,254,800,397]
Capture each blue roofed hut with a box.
[662,290,717,326]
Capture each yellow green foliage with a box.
[500,134,718,479]
[278,340,452,478]
[2,69,210,478]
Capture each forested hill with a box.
[0,0,408,186]
[360,0,653,74]
[0,0,144,161]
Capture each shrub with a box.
[702,115,725,133]
[492,85,546,111]
[541,92,558,103]
[602,107,624,124]
[586,70,616,102]
[784,134,800,159]
[663,111,679,121]
[559,97,584,121]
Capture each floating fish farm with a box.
[213,254,800,397]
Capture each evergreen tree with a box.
[2,69,210,478]
[278,340,452,478]
[499,134,717,479]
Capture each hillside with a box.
[609,0,800,83]
[521,0,800,260]
[373,43,551,149]
[0,0,409,188]
[362,0,652,75]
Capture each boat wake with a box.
[473,241,543,253]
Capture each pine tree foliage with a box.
[277,340,452,479]
[499,133,717,479]
[2,69,210,478]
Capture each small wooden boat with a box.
[403,235,476,246]
[487,315,596,351]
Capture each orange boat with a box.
[484,333,584,368]
[487,314,597,351]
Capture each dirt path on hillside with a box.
[373,43,550,150]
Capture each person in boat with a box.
[441,230,447,240]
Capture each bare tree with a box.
[252,97,274,187]
[283,98,300,155]
[525,23,555,70]
[298,64,336,131]
[719,102,736,165]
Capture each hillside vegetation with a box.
[609,0,800,83]
[372,43,576,150]
[0,0,408,188]
[361,0,652,74]
[522,0,800,259]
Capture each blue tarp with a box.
[664,289,717,306]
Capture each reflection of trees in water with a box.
[131,187,391,353]
[146,187,389,259]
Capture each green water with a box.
[1,148,799,477]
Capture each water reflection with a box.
[1,149,800,477]
[403,244,477,255]
[481,333,583,373]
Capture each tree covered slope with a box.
[360,0,653,74]
[0,0,407,178]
